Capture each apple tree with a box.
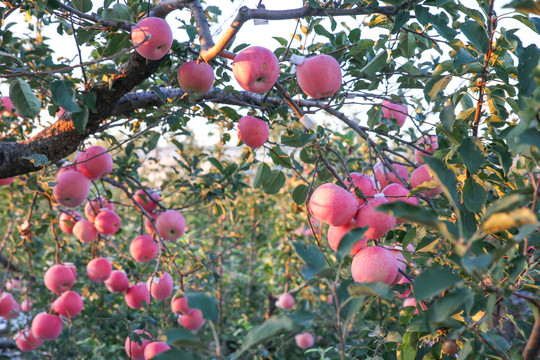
[0,0,538,359]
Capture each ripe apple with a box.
[147,272,173,300]
[232,46,280,93]
[382,183,419,224]
[21,299,34,312]
[355,197,396,239]
[4,301,20,319]
[144,212,158,234]
[296,54,342,98]
[327,221,368,255]
[0,177,14,186]
[402,297,419,314]
[130,235,159,262]
[15,329,43,352]
[31,312,63,340]
[395,276,412,299]
[44,264,76,294]
[381,99,408,128]
[125,283,150,309]
[59,211,81,234]
[178,61,214,96]
[389,247,407,285]
[171,295,193,315]
[53,291,84,318]
[0,292,15,317]
[0,96,15,116]
[75,145,113,180]
[125,329,152,360]
[155,210,186,241]
[309,183,359,227]
[5,279,21,291]
[87,257,112,282]
[295,332,315,349]
[134,189,160,213]
[85,196,114,223]
[410,164,443,197]
[373,161,409,189]
[414,135,438,163]
[94,209,121,235]
[105,270,130,293]
[179,308,205,331]
[131,17,173,60]
[345,172,377,205]
[237,116,269,149]
[144,341,171,359]
[56,161,76,180]
[73,220,98,243]
[53,170,91,207]
[351,246,398,285]
[275,293,294,310]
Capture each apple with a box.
[59,211,81,234]
[155,210,186,241]
[0,96,15,116]
[21,299,34,312]
[389,248,407,285]
[296,54,342,98]
[232,46,280,93]
[85,196,114,223]
[327,221,368,255]
[345,172,377,205]
[144,212,158,234]
[442,340,458,355]
[237,116,269,149]
[295,332,315,349]
[94,209,121,235]
[414,135,438,163]
[410,164,443,197]
[130,235,159,262]
[75,145,113,180]
[5,279,21,291]
[0,177,14,186]
[73,220,98,243]
[402,297,419,314]
[15,329,43,352]
[351,246,398,285]
[381,99,408,128]
[355,197,396,239]
[56,161,76,180]
[309,183,359,227]
[373,161,409,189]
[147,272,173,300]
[171,295,193,315]
[177,61,214,96]
[44,264,76,294]
[131,17,173,60]
[31,312,63,340]
[382,183,419,224]
[275,293,294,310]
[53,291,84,318]
[125,329,152,360]
[87,258,112,282]
[179,308,205,331]
[144,341,171,359]
[134,189,160,213]
[395,276,412,299]
[53,170,91,207]
[125,283,151,309]
[4,301,20,319]
[0,292,15,317]
[105,270,130,293]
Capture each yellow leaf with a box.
[482,208,538,233]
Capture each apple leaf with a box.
[239,315,296,355]
[361,51,387,76]
[185,292,219,323]
[72,105,89,134]
[413,266,461,300]
[100,3,134,22]
[292,184,309,205]
[457,137,485,174]
[462,178,488,213]
[461,21,490,53]
[50,79,81,113]
[337,227,367,259]
[164,328,205,350]
[9,78,41,118]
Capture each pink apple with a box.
[73,220,98,243]
[237,116,269,149]
[147,272,173,300]
[381,100,408,128]
[156,210,186,241]
[53,290,84,318]
[414,135,438,163]
[134,189,160,213]
[355,197,396,239]
[44,264,76,294]
[374,161,409,189]
[0,177,14,186]
[402,297,419,314]
[125,283,150,309]
[177,61,214,96]
[382,183,419,224]
[345,172,377,205]
[56,161,76,180]
[53,170,91,207]
[21,298,34,312]
[31,312,63,340]
[171,295,193,315]
[232,46,280,93]
[351,246,398,285]
[410,164,443,197]
[0,96,15,116]
[297,54,342,98]
[327,221,368,255]
[130,235,159,262]
[105,270,130,293]
[87,257,112,282]
[57,106,66,118]
[131,17,173,60]
[94,209,121,235]
[4,301,20,319]
[59,211,81,234]
[309,183,359,227]
[295,332,315,349]
[125,329,152,360]
[64,262,77,278]
[85,196,114,222]
[15,329,43,352]
[179,308,205,331]
[395,276,412,299]
[5,279,21,291]
[0,292,15,317]
[144,213,158,234]
[75,145,113,180]
[275,293,294,310]
[389,248,407,285]
[144,341,171,359]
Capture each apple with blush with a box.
[53,170,91,208]
[155,210,186,241]
[44,264,76,294]
[31,312,63,340]
[53,290,84,318]
[381,99,408,128]
[87,257,112,283]
[105,270,130,293]
[232,46,280,93]
[355,196,396,239]
[130,235,159,262]
[73,220,98,243]
[309,183,358,227]
[59,211,81,234]
[147,272,173,300]
[15,329,43,352]
[84,196,114,223]
[131,17,173,60]
[125,329,152,360]
[179,308,205,331]
[295,332,315,349]
[275,293,294,310]
[410,164,443,198]
[296,54,342,98]
[373,161,409,189]
[237,116,270,149]
[144,341,171,359]
[75,145,113,180]
[125,283,150,309]
[351,246,398,285]
[178,61,214,96]
[414,135,438,163]
[94,209,121,235]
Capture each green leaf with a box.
[292,184,309,205]
[240,315,296,354]
[348,282,393,297]
[462,178,488,213]
[154,350,195,360]
[414,266,461,300]
[367,105,382,129]
[100,3,134,22]
[287,310,318,328]
[440,100,455,132]
[165,328,205,349]
[21,154,48,168]
[427,287,474,324]
[504,0,540,15]
[457,137,485,174]
[337,227,367,259]
[269,147,293,168]
[262,170,285,194]
[392,11,410,34]
[72,0,92,13]
[483,193,531,220]
[185,292,219,323]
[292,241,326,279]
[9,78,41,118]
[314,24,334,39]
[146,132,160,151]
[361,51,387,75]
[461,21,490,53]
[518,45,540,96]
[83,92,97,113]
[72,106,89,134]
[281,131,316,147]
[253,162,271,188]
[50,79,81,113]
[425,75,452,102]
[423,157,459,208]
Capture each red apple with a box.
[309,183,358,226]
[355,197,396,240]
[232,46,280,93]
[0,177,14,186]
[351,246,398,285]
[346,172,377,206]
[275,293,294,310]
[56,161,76,180]
[0,292,15,317]
[179,308,205,331]
[171,295,193,315]
[402,297,419,314]
[87,258,112,282]
[15,329,43,352]
[53,170,91,207]
[134,189,160,213]
[125,283,150,309]
[131,17,173,60]
[382,183,419,224]
[297,54,342,98]
[53,290,84,318]
[125,329,152,360]
[0,96,15,116]
[44,264,76,294]
[177,61,214,96]
[5,279,21,291]
[410,164,443,197]
[94,209,121,235]
[31,312,63,340]
[155,210,186,241]
[105,270,130,293]
[373,161,409,189]
[21,298,34,312]
[327,221,368,255]
[414,135,438,163]
[381,100,407,128]
[75,145,113,180]
[147,272,173,300]
[237,116,269,149]
[59,211,81,234]
[73,220,98,243]
[295,332,315,349]
[84,196,114,223]
[144,341,171,359]
[130,235,159,262]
